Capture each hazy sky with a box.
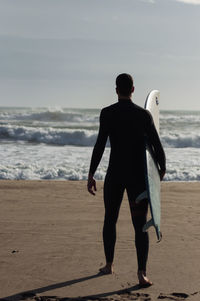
[0,0,200,110]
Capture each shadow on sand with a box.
[1,272,141,301]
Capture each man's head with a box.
[116,73,134,98]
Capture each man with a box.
[87,73,166,287]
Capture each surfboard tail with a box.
[143,220,162,242]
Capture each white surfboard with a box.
[136,90,162,241]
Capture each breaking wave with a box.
[0,125,97,146]
[1,124,200,149]
[162,134,200,148]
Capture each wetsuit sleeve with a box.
[146,112,166,172]
[89,109,109,176]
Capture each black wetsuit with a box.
[89,99,166,271]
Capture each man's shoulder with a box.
[101,102,119,111]
[132,103,153,119]
[131,102,148,113]
[100,103,118,118]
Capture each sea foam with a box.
[1,107,200,181]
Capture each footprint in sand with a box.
[117,292,151,300]
[158,292,189,300]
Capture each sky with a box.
[0,0,200,110]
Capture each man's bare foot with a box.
[99,263,113,275]
[137,270,153,288]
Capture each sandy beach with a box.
[0,180,200,301]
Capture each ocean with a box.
[0,106,200,181]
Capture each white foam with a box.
[0,142,109,180]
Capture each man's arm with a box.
[87,109,108,195]
[146,112,166,180]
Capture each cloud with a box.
[176,0,200,4]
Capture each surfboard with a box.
[136,90,162,241]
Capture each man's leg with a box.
[100,174,124,274]
[127,185,152,286]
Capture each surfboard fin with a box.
[143,219,153,232]
[156,228,162,243]
[135,190,148,203]
[143,221,162,242]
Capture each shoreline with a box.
[0,179,200,182]
[1,181,200,300]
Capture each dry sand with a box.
[0,180,200,301]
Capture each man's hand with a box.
[159,169,166,181]
[87,173,97,195]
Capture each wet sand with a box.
[0,180,200,301]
